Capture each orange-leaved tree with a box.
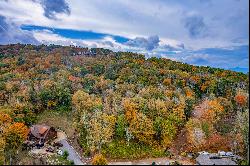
[234,90,248,109]
[0,113,28,164]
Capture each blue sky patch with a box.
[21,25,129,43]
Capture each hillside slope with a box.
[0,44,249,164]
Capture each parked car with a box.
[57,149,63,156]
[53,142,63,147]
[46,146,54,153]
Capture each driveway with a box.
[56,131,85,165]
[59,139,85,165]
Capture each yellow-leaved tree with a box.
[128,112,155,145]
[86,111,116,152]
[72,90,102,121]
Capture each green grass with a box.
[36,109,75,137]
[102,140,170,160]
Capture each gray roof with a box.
[196,154,237,165]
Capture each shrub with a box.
[184,98,194,120]
[115,114,127,139]
[69,160,74,165]
[62,150,69,159]
[83,148,91,157]
[92,153,108,165]
[237,159,249,165]
[202,134,231,152]
[201,122,211,138]
[163,78,171,86]
[92,64,105,76]
[170,160,182,165]
[0,81,5,90]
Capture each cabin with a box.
[27,124,57,148]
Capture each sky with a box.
[0,0,249,73]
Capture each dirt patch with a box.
[54,131,67,142]
[169,99,210,155]
[170,129,188,155]
[30,148,53,156]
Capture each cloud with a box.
[0,15,39,44]
[22,25,184,53]
[32,29,122,50]
[40,0,70,20]
[101,40,114,47]
[125,35,160,51]
[31,29,170,54]
[184,15,208,38]
[159,45,249,70]
[28,26,249,71]
[160,43,184,51]
[182,54,210,66]
[0,0,248,49]
[177,43,185,49]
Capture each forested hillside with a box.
[0,44,249,164]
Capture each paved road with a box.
[59,139,85,165]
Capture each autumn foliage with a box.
[0,44,248,160]
[234,91,248,107]
[0,112,28,163]
[202,133,231,152]
[92,153,108,165]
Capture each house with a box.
[196,154,237,165]
[27,124,57,148]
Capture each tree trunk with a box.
[98,142,102,153]
[9,154,12,165]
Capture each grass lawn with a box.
[102,140,171,160]
[36,110,76,138]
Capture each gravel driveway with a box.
[59,139,85,165]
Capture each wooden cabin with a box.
[27,124,57,147]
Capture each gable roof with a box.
[39,126,49,135]
[30,124,51,139]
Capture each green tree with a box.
[115,114,127,139]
